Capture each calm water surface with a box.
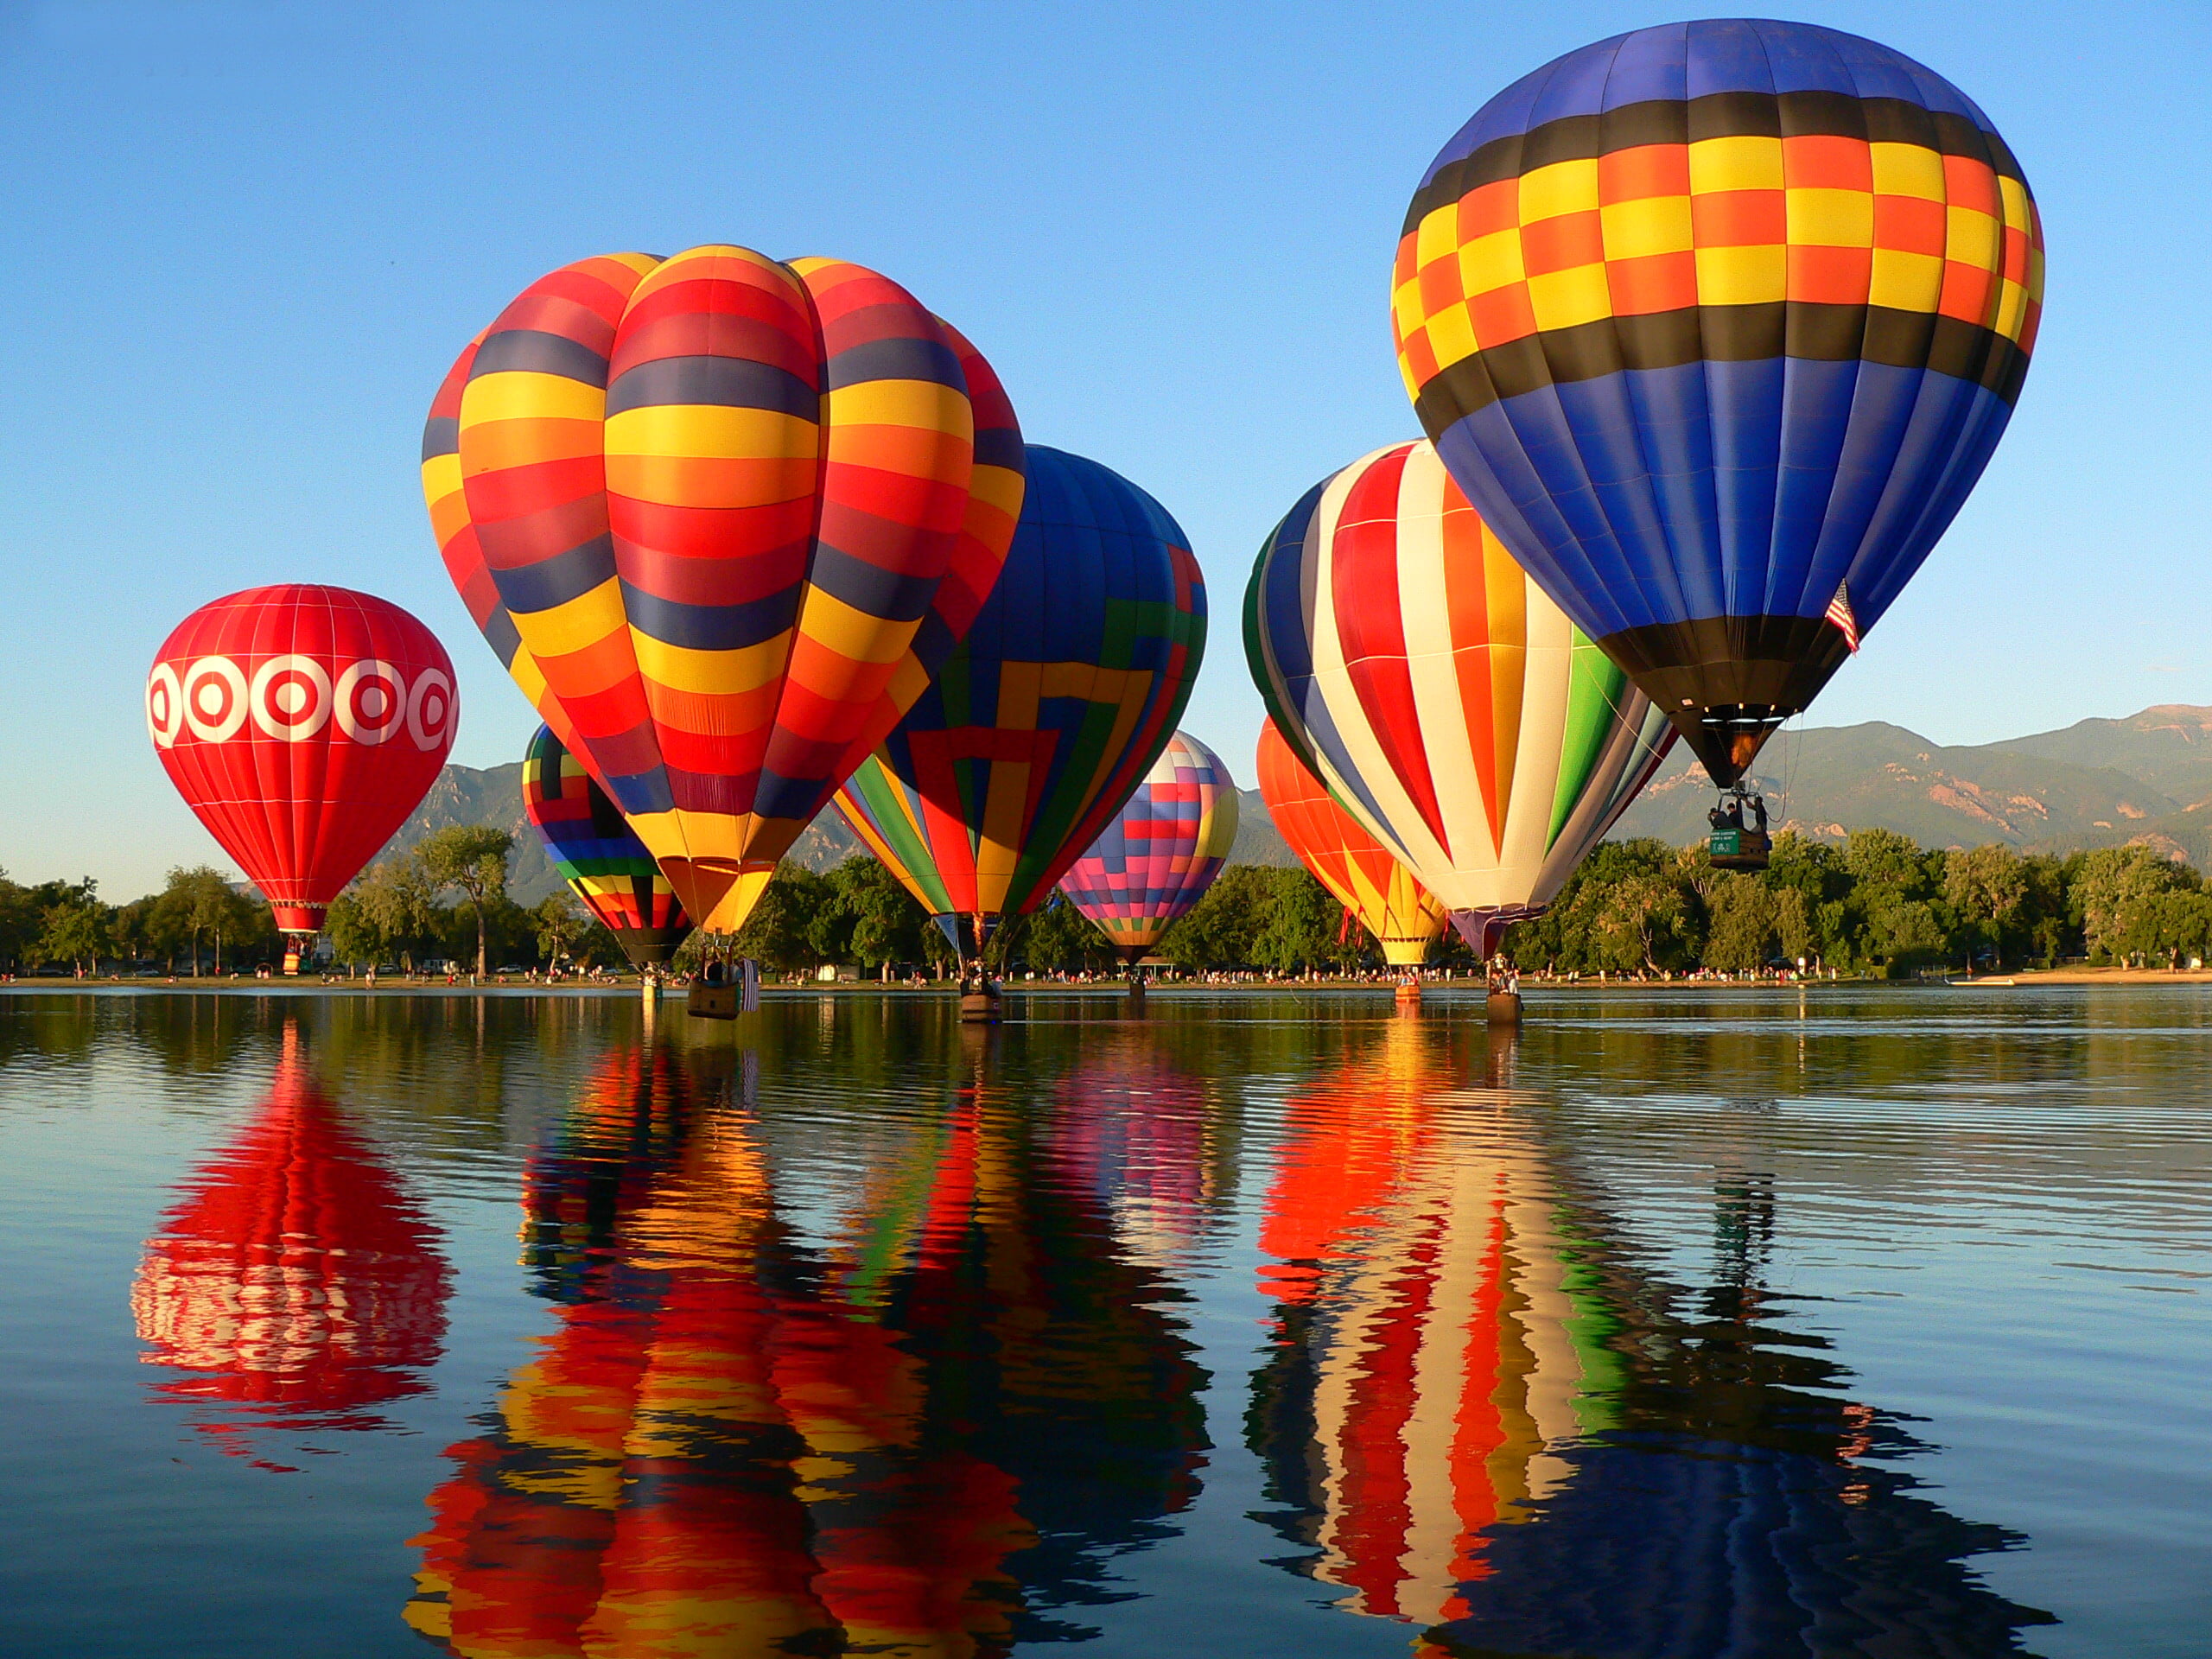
[0,985,2204,1657]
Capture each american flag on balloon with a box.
[1825,581,1860,652]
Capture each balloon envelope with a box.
[521,724,692,969]
[1245,441,1674,955]
[423,248,1025,931]
[837,445,1205,951]
[1255,717,1446,968]
[1058,731,1238,963]
[1394,20,2043,785]
[147,585,456,934]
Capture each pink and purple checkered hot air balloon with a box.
[1059,732,1238,967]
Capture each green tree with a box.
[416,826,514,977]
[1943,844,2031,970]
[734,862,836,974]
[823,856,931,974]
[150,866,240,974]
[1023,891,1119,974]
[1160,865,1273,971]
[35,880,108,974]
[353,857,442,971]
[1249,868,1346,975]
[0,869,35,971]
[1704,874,1778,971]
[533,891,585,967]
[2071,844,2194,963]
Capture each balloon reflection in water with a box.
[409,1040,1207,1656]
[1040,1033,1218,1273]
[1249,1024,2054,1656]
[131,1037,451,1462]
[1249,1020,1609,1622]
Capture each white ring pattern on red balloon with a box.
[149,655,455,752]
[250,654,334,741]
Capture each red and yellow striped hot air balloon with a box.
[423,249,1025,933]
[1255,716,1446,969]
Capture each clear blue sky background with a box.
[3,2,2207,896]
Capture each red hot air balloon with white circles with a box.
[147,586,456,962]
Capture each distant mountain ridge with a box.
[1611,705,2212,862]
[379,706,2212,893]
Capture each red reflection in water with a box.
[130,1037,450,1462]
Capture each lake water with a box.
[0,985,2204,1658]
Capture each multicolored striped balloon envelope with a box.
[521,723,691,970]
[1395,20,2043,785]
[1058,731,1237,964]
[836,445,1205,956]
[423,247,1025,933]
[1245,440,1675,957]
[1255,717,1446,968]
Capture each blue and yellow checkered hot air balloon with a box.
[1395,21,2043,785]
[836,446,1205,957]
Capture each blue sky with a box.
[3,2,2207,895]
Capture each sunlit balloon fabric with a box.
[423,247,1026,932]
[1247,441,1674,955]
[132,1042,451,1456]
[1255,717,1446,967]
[146,585,457,936]
[1395,20,2043,785]
[520,723,691,969]
[1058,731,1236,963]
[836,445,1205,948]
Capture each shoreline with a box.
[5,967,2205,996]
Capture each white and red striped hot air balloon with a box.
[1246,440,1675,957]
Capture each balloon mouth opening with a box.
[1678,707,1789,789]
[1449,906,1541,961]
[271,906,326,935]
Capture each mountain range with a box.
[385,705,2212,902]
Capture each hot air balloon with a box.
[422,247,1025,937]
[1255,717,1446,968]
[132,1033,451,1462]
[1394,20,2043,790]
[836,445,1206,958]
[1246,440,1674,959]
[1058,731,1237,968]
[146,585,457,970]
[520,723,692,974]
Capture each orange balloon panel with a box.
[1255,717,1446,967]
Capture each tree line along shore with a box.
[6,826,2211,983]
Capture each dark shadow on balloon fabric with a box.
[130,1024,452,1470]
[406,1038,1208,1656]
[1244,1027,2054,1658]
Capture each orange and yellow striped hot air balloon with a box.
[423,249,1025,932]
[1255,716,1446,968]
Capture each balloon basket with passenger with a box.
[1707,783,1774,873]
